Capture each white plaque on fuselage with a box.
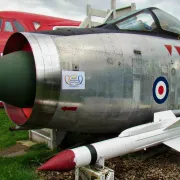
[62,70,85,90]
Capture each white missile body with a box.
[39,110,180,171]
[74,112,180,167]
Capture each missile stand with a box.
[75,158,114,180]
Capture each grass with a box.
[0,144,55,180]
[0,109,55,180]
[0,109,28,150]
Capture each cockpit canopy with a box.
[105,7,180,36]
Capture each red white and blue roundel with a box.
[153,77,169,104]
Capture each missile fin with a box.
[163,137,180,152]
[154,110,176,123]
[164,119,180,130]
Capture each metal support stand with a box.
[29,129,66,150]
[75,158,114,180]
[111,0,116,19]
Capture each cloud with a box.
[117,0,180,18]
[0,0,179,21]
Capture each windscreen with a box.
[116,11,157,32]
[153,9,180,34]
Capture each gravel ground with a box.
[37,145,180,180]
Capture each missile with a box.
[38,110,180,171]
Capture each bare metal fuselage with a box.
[4,32,180,133]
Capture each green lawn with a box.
[0,144,54,180]
[0,109,28,150]
[0,109,55,180]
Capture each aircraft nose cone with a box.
[0,51,36,108]
[38,150,76,171]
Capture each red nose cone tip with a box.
[38,150,76,172]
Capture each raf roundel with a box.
[153,77,169,104]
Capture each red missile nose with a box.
[38,150,76,171]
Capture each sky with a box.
[0,0,180,21]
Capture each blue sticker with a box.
[153,76,169,104]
